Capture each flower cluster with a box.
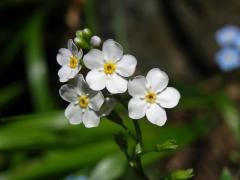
[215,25,240,71]
[57,29,180,128]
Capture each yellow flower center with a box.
[78,95,89,109]
[145,91,157,104]
[69,56,78,69]
[104,61,116,74]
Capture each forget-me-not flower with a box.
[127,68,180,126]
[57,40,83,82]
[59,75,104,128]
[215,25,239,47]
[215,48,240,71]
[83,39,137,94]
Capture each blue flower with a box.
[215,48,240,71]
[233,33,240,49]
[215,25,239,47]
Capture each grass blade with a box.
[24,14,56,112]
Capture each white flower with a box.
[59,74,104,128]
[83,39,137,94]
[127,68,180,126]
[57,39,83,82]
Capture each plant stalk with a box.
[132,120,149,180]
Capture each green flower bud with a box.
[75,38,90,49]
[76,30,84,38]
[83,28,92,38]
[74,37,80,44]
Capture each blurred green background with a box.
[0,0,240,179]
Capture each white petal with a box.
[83,49,104,69]
[72,74,94,95]
[68,39,78,55]
[57,48,71,66]
[59,84,78,103]
[128,98,148,119]
[146,104,167,126]
[76,49,83,59]
[72,74,98,98]
[69,66,81,79]
[86,70,106,91]
[146,68,169,92]
[59,48,72,57]
[106,74,127,94]
[83,109,100,128]
[102,39,123,61]
[98,97,117,117]
[89,92,104,111]
[65,103,83,125]
[116,55,137,77]
[157,87,180,108]
[128,76,147,97]
[58,66,72,82]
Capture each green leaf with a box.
[155,140,178,152]
[0,110,210,153]
[214,93,240,143]
[0,111,121,151]
[0,110,210,179]
[89,153,126,180]
[24,13,56,112]
[7,141,118,180]
[169,169,194,180]
[219,168,233,180]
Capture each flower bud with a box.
[90,36,101,47]
[75,38,90,49]
[76,30,84,38]
[83,28,92,38]
[74,37,80,44]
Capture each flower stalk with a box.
[56,28,182,179]
[132,120,149,180]
[114,94,149,179]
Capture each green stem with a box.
[132,120,149,180]
[116,95,149,179]
[133,120,143,145]
[109,110,137,142]
[120,123,138,142]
